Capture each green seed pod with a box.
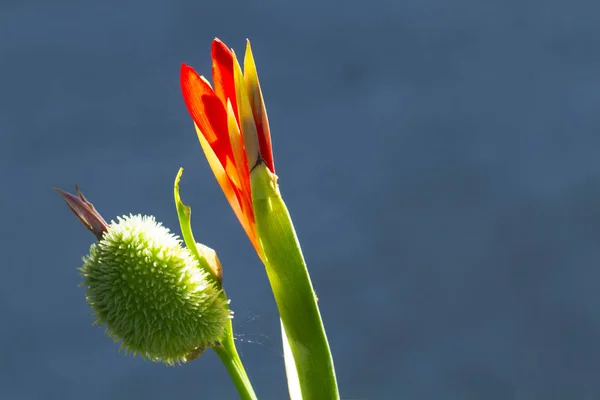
[80,214,230,365]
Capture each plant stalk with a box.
[213,320,258,400]
[251,163,339,399]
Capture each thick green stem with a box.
[213,320,258,400]
[251,163,339,400]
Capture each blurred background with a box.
[2,0,600,398]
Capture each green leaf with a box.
[174,167,221,284]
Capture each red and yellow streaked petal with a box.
[232,50,260,171]
[225,100,261,252]
[195,123,242,217]
[244,40,275,173]
[195,123,259,252]
[211,39,239,121]
[226,99,252,208]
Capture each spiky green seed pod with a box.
[80,214,230,365]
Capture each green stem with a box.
[251,163,339,399]
[213,320,258,400]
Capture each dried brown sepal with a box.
[53,186,109,240]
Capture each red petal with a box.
[180,64,236,178]
[211,39,239,122]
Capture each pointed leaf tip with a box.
[173,168,223,284]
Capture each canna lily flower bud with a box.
[55,188,231,365]
[180,38,274,257]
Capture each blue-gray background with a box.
[2,0,600,399]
